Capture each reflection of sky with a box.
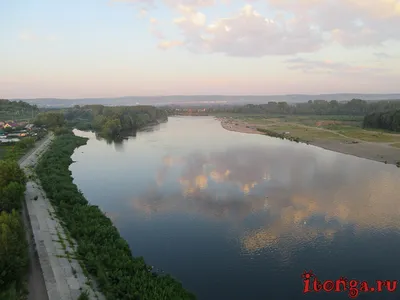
[71,117,400,300]
[71,118,400,242]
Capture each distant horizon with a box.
[10,92,400,101]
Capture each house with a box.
[25,124,35,130]
[4,122,18,129]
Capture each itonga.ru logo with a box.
[301,271,398,298]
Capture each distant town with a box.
[0,120,41,143]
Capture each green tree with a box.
[34,112,65,128]
[14,137,35,151]
[0,210,28,293]
[0,182,25,212]
[0,160,26,188]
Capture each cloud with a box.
[373,52,392,59]
[175,0,400,55]
[158,40,184,49]
[113,0,400,56]
[264,0,400,46]
[173,5,325,56]
[285,57,388,74]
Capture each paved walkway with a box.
[20,134,105,300]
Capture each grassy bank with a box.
[35,133,196,300]
[229,115,400,144]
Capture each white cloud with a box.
[113,0,400,56]
[158,40,184,49]
[263,0,400,46]
[174,5,324,56]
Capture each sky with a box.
[1,0,400,98]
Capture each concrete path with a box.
[20,134,105,300]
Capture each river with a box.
[70,116,400,300]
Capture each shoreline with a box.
[217,117,400,167]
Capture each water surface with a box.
[70,117,400,299]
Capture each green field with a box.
[226,114,400,144]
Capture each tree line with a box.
[363,110,400,132]
[0,99,39,120]
[35,132,196,300]
[170,99,400,116]
[0,158,29,299]
[35,105,169,139]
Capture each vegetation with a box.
[0,159,29,299]
[63,105,168,138]
[257,128,304,143]
[0,99,39,121]
[35,133,196,300]
[77,291,90,300]
[199,99,400,116]
[33,111,65,129]
[0,135,43,161]
[363,110,400,132]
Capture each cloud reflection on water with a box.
[130,145,400,253]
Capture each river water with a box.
[70,116,400,300]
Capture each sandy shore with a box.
[217,117,400,166]
[217,117,262,135]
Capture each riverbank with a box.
[20,133,105,300]
[218,117,400,166]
